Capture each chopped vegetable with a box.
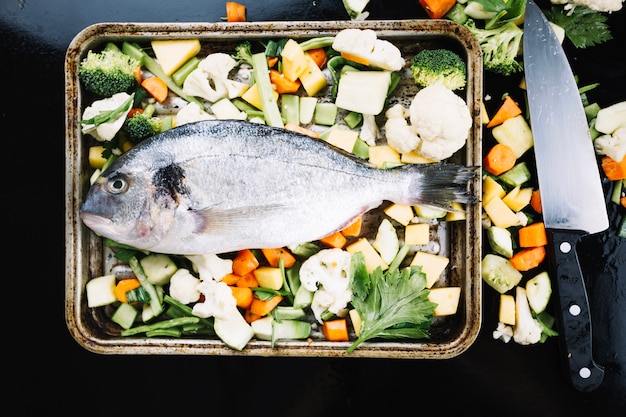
[230,286,254,309]
[484,143,517,176]
[249,294,284,317]
[530,189,542,213]
[232,249,260,276]
[322,318,350,341]
[463,19,523,76]
[78,42,140,97]
[509,246,546,272]
[141,76,169,103]
[261,248,297,268]
[269,69,301,94]
[486,95,522,128]
[418,0,457,19]
[410,48,467,91]
[225,1,246,22]
[319,231,348,249]
[544,5,613,49]
[114,278,142,303]
[601,155,626,180]
[518,222,548,248]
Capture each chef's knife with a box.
[523,0,608,393]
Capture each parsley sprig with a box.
[544,5,613,48]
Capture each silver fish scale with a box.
[80,120,475,255]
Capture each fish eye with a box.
[107,176,128,194]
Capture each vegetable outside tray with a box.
[65,19,483,358]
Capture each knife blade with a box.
[523,0,608,392]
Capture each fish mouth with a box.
[79,211,114,232]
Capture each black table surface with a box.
[3,0,624,414]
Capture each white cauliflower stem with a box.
[186,253,233,282]
[513,286,543,345]
[299,248,353,323]
[384,104,420,154]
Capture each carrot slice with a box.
[601,155,626,180]
[319,231,347,248]
[530,189,542,213]
[114,278,141,303]
[418,0,457,19]
[261,248,297,268]
[235,272,259,288]
[249,295,283,316]
[486,95,522,128]
[284,123,320,138]
[267,56,279,68]
[484,143,517,176]
[306,48,327,68]
[232,249,259,276]
[340,216,363,237]
[269,69,301,94]
[132,65,142,83]
[230,286,254,309]
[244,309,262,323]
[226,1,246,22]
[518,222,548,248]
[509,246,546,271]
[221,273,241,286]
[340,52,369,66]
[141,76,168,103]
[322,318,350,341]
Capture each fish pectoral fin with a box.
[191,203,290,234]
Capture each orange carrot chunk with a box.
[221,273,241,286]
[269,69,301,94]
[230,286,254,309]
[284,123,320,138]
[322,318,350,341]
[244,309,262,323]
[530,189,542,214]
[486,95,522,128]
[267,56,279,68]
[261,248,297,268]
[518,222,548,248]
[235,272,259,288]
[226,1,246,22]
[249,295,284,317]
[340,52,369,66]
[306,48,327,68]
[319,231,347,249]
[141,76,169,103]
[601,155,626,180]
[418,0,457,19]
[114,278,141,303]
[509,246,546,271]
[232,249,260,276]
[484,143,517,176]
[340,216,363,237]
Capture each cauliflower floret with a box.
[168,268,201,305]
[192,279,237,320]
[360,113,381,146]
[409,82,472,161]
[186,254,233,282]
[493,321,514,343]
[384,104,420,154]
[332,28,405,71]
[550,0,623,13]
[513,286,543,345]
[594,127,626,162]
[299,248,353,323]
[182,53,249,103]
[81,92,133,141]
[175,101,215,126]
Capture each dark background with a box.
[2,0,624,414]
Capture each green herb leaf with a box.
[469,0,525,29]
[347,252,436,353]
[545,5,613,48]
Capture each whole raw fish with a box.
[80,120,477,255]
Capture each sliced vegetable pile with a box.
[79,27,478,351]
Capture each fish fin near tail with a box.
[410,163,480,209]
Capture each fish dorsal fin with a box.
[191,203,290,234]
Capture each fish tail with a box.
[408,163,479,208]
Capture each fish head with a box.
[79,165,178,250]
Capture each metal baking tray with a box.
[65,19,482,358]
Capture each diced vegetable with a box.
[114,278,142,303]
[235,272,259,288]
[225,1,247,22]
[404,223,430,245]
[518,222,548,248]
[509,246,547,271]
[141,76,169,103]
[140,253,178,286]
[319,231,348,248]
[419,0,457,19]
[410,251,449,288]
[254,266,284,290]
[261,248,297,268]
[383,203,415,226]
[530,189,542,213]
[487,225,514,258]
[499,162,532,187]
[214,312,254,351]
[335,70,391,115]
[484,143,517,176]
[251,52,284,127]
[322,318,350,341]
[499,294,516,325]
[111,303,138,329]
[340,216,363,237]
[86,274,117,307]
[150,39,201,76]
[483,196,521,228]
[601,155,626,180]
[481,253,523,294]
[525,271,552,314]
[346,238,388,273]
[249,294,284,317]
[232,249,260,276]
[230,286,254,309]
[491,114,534,158]
[428,287,461,316]
[486,95,522,128]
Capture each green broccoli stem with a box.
[121,42,204,108]
[298,36,335,51]
[251,52,284,128]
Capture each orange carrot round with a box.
[340,216,363,237]
[509,246,546,271]
[484,143,517,176]
[601,155,626,181]
[261,247,297,268]
[486,95,522,128]
[518,222,548,247]
[114,278,141,303]
[418,0,457,19]
[306,48,327,68]
[230,286,254,309]
[319,231,347,249]
[249,294,283,316]
[235,272,259,288]
[232,249,259,276]
[269,69,301,94]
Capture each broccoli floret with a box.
[122,104,162,143]
[464,19,523,77]
[79,43,140,97]
[232,41,254,66]
[410,48,467,91]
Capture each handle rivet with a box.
[579,367,591,379]
[559,241,572,254]
[569,304,581,316]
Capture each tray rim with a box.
[65,19,483,358]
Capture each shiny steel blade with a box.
[523,1,608,234]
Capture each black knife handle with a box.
[546,228,604,392]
